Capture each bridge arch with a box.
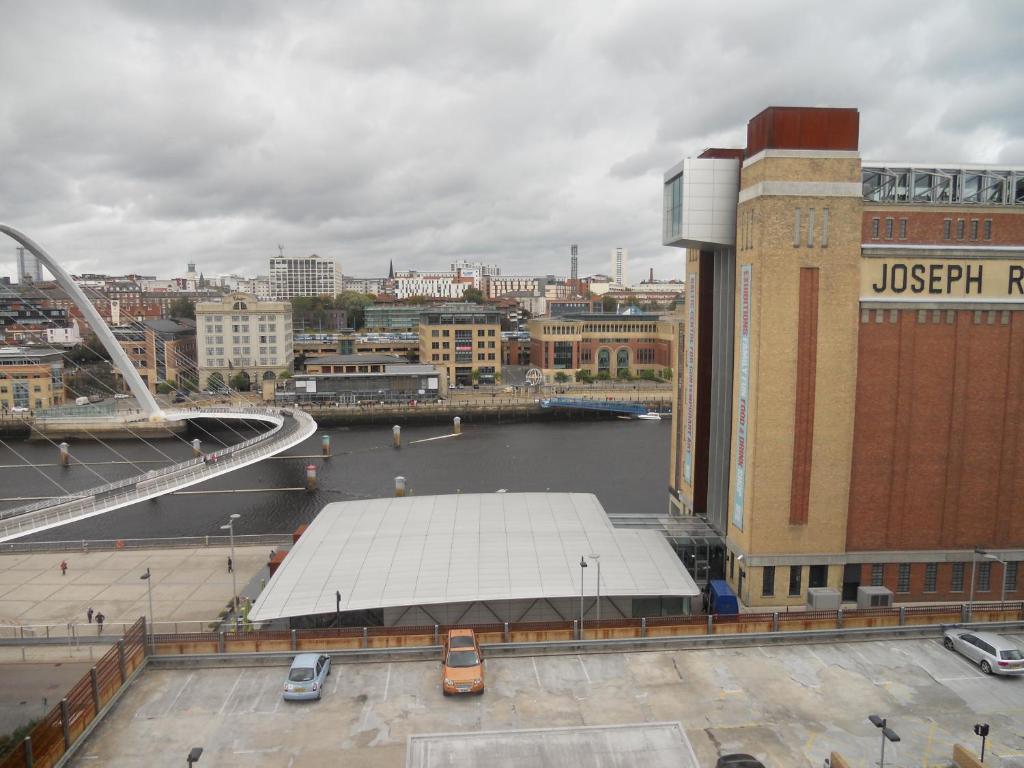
[0,224,163,418]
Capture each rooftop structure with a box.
[250,492,699,626]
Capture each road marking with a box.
[578,655,591,684]
[219,670,245,715]
[163,673,193,717]
[383,663,392,701]
[531,657,543,689]
[234,747,281,754]
[923,719,936,766]
[935,675,985,682]
[332,663,342,694]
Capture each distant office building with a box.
[570,244,578,282]
[0,347,64,411]
[276,354,446,404]
[419,304,502,385]
[451,260,501,278]
[486,275,541,298]
[15,247,43,284]
[527,313,674,381]
[269,254,340,299]
[195,292,293,390]
[364,304,428,333]
[342,276,388,295]
[111,319,197,393]
[611,247,628,288]
[394,271,473,300]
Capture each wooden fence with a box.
[0,618,146,768]
[147,601,1024,656]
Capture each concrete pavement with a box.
[0,546,270,632]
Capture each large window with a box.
[762,566,775,597]
[552,341,573,369]
[808,565,827,589]
[951,562,965,592]
[664,174,683,241]
[924,564,937,593]
[978,562,991,592]
[1007,561,1019,593]
[871,564,884,587]
[896,564,911,593]
[788,566,801,597]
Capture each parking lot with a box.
[70,634,1024,767]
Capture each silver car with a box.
[282,653,331,700]
[943,629,1024,676]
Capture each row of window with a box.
[430,341,496,349]
[868,216,995,241]
[430,353,497,362]
[870,561,1019,593]
[761,561,1021,598]
[860,308,1013,326]
[429,329,497,337]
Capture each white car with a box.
[943,629,1024,675]
[10,406,29,414]
[114,393,130,399]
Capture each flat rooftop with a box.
[250,493,698,622]
[67,634,1024,766]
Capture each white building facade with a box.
[195,292,293,390]
[269,255,340,299]
[611,247,628,288]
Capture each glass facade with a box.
[663,174,684,242]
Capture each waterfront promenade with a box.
[0,545,269,632]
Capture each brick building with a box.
[526,313,675,381]
[665,105,1024,607]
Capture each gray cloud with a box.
[1,0,1021,284]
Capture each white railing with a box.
[0,408,317,542]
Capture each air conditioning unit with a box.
[856,585,893,609]
[806,587,841,610]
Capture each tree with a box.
[332,291,373,329]
[278,370,292,380]
[601,295,617,313]
[596,371,611,381]
[575,369,593,383]
[229,372,251,391]
[616,368,633,381]
[639,369,657,381]
[554,371,570,383]
[206,372,225,391]
[462,286,485,304]
[169,297,196,320]
[661,368,673,380]
[68,335,110,364]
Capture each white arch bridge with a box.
[0,225,318,542]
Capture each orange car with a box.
[441,628,484,695]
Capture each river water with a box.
[2,419,670,541]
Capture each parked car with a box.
[943,629,1024,675]
[113,393,130,399]
[282,653,331,700]
[10,406,29,413]
[716,756,766,768]
[442,628,484,695]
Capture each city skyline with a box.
[2,1,1022,283]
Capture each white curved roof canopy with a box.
[250,492,699,622]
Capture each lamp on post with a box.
[969,546,986,620]
[585,554,601,625]
[220,514,241,630]
[579,556,588,638]
[868,714,900,768]
[335,590,342,628]
[186,746,203,766]
[139,568,154,648]
[981,552,1008,607]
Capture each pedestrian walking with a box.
[86,607,94,624]
[268,549,275,562]
[95,612,105,634]
[59,559,68,576]
[227,556,233,573]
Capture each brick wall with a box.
[862,208,1024,246]
[848,308,1024,550]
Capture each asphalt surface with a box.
[67,633,1024,767]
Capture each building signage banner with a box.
[862,258,1024,300]
[683,273,697,485]
[732,264,752,530]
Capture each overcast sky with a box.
[2,0,1022,285]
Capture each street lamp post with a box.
[868,714,900,768]
[140,568,154,649]
[969,547,984,621]
[982,553,1008,607]
[586,554,601,625]
[579,556,588,638]
[186,746,203,766]
[220,514,241,630]
[336,590,342,628]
